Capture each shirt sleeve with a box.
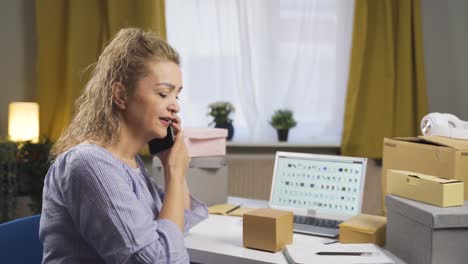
[61,149,189,264]
[152,177,209,235]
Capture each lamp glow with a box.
[8,102,40,142]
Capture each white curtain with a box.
[165,0,355,145]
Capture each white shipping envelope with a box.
[286,243,395,264]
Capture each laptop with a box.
[269,151,367,238]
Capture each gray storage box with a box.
[153,156,228,205]
[386,195,468,264]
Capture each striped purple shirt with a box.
[39,144,208,263]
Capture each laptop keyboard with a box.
[293,215,342,229]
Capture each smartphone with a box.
[148,125,175,155]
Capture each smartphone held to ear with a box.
[148,126,175,155]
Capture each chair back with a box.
[0,214,43,263]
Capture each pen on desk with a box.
[316,251,378,256]
[282,247,295,264]
[225,204,242,214]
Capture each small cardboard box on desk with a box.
[382,136,468,212]
[386,195,468,264]
[339,214,387,246]
[243,208,293,252]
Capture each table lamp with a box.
[8,102,39,142]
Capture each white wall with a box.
[0,1,467,139]
[421,0,468,119]
[0,0,36,139]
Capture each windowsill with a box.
[226,141,341,155]
[139,142,342,158]
[227,141,339,148]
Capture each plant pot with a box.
[215,122,234,141]
[277,129,289,142]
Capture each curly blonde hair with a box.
[51,28,180,158]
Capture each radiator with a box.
[227,154,276,200]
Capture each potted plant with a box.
[208,101,235,140]
[0,141,18,223]
[269,109,297,141]
[17,138,52,213]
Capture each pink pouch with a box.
[183,127,228,157]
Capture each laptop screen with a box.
[269,152,367,219]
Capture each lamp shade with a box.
[8,102,40,142]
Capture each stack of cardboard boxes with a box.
[153,128,229,205]
[382,136,468,264]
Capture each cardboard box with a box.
[153,156,227,205]
[387,169,464,207]
[382,136,468,212]
[243,208,293,252]
[339,214,387,246]
[183,127,227,157]
[386,195,468,264]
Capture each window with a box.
[166,0,354,145]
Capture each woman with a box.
[40,28,208,263]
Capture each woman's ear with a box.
[112,82,127,110]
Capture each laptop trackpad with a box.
[293,223,339,238]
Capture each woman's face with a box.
[123,60,182,142]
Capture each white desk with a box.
[185,215,406,264]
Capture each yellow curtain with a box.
[36,0,166,141]
[341,0,428,159]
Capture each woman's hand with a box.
[156,115,192,227]
[157,115,190,183]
